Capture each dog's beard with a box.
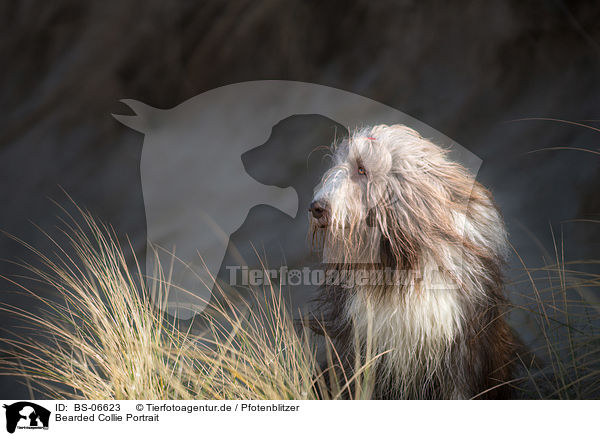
[311,218,384,267]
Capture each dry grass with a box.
[507,235,600,399]
[0,208,378,400]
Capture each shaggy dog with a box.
[309,124,514,399]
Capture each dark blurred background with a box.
[1,0,600,398]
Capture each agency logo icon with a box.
[3,402,50,433]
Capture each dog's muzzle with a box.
[310,200,330,228]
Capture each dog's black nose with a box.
[310,200,329,220]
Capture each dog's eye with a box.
[357,165,367,176]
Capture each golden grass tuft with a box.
[0,208,377,400]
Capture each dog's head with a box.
[310,124,505,282]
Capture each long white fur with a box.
[311,124,510,399]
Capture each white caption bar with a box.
[0,400,594,436]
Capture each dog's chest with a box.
[344,286,465,377]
